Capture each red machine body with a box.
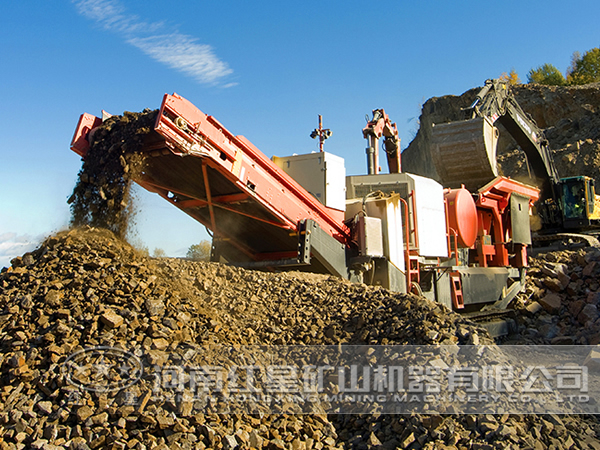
[444,178,539,267]
[441,177,540,311]
[71,93,350,266]
[445,187,478,248]
[473,177,540,268]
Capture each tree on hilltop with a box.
[527,63,566,86]
[567,48,600,85]
[500,68,520,85]
[152,248,166,257]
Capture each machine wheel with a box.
[410,282,423,296]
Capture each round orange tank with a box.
[444,188,478,248]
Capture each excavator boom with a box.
[428,79,600,232]
[431,79,559,197]
[362,109,401,174]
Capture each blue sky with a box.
[1,0,598,267]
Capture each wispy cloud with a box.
[128,35,233,84]
[72,0,235,86]
[0,233,41,269]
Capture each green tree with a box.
[187,240,212,261]
[567,48,600,85]
[527,63,566,85]
[128,237,149,257]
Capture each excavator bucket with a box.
[431,117,499,191]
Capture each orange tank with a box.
[444,188,478,248]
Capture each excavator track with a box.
[463,309,518,338]
[530,232,600,255]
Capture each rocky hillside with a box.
[402,82,600,187]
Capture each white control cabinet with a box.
[272,152,346,211]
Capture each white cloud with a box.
[72,0,234,86]
[73,0,126,29]
[128,35,233,84]
[0,233,42,269]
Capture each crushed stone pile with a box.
[508,246,600,345]
[402,82,600,187]
[1,228,600,449]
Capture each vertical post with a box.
[366,135,379,175]
[310,115,331,152]
[202,162,217,232]
[318,115,324,152]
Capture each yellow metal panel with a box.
[591,195,600,220]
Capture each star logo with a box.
[61,346,143,393]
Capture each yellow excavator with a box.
[431,78,600,232]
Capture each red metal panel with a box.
[478,177,540,205]
[71,113,102,157]
[450,271,465,309]
[474,176,540,268]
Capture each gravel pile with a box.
[6,83,600,448]
[1,228,600,449]
[509,246,600,346]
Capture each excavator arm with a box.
[430,79,600,231]
[470,80,560,186]
[362,109,401,174]
[496,96,560,185]
[432,79,559,197]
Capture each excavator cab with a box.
[559,176,599,227]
